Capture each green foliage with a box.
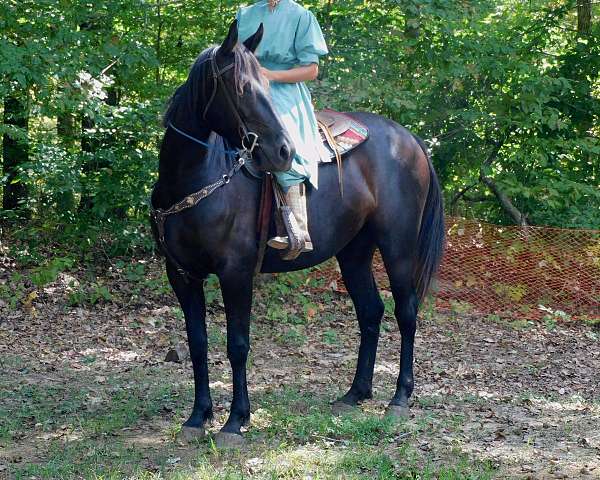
[29,256,74,287]
[1,0,598,260]
[0,272,26,308]
[322,328,340,345]
[312,0,599,227]
[67,282,112,306]
[260,389,399,445]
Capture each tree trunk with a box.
[56,111,77,212]
[155,0,162,85]
[577,0,592,36]
[479,135,528,226]
[57,113,76,149]
[2,95,29,211]
[479,174,528,226]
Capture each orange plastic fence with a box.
[311,217,600,320]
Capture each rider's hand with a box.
[260,67,275,81]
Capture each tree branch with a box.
[480,174,528,226]
[479,133,528,226]
[450,181,478,208]
[462,194,493,203]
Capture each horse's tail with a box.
[412,135,445,303]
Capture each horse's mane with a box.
[163,44,264,128]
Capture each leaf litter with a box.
[0,254,599,479]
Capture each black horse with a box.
[151,21,445,447]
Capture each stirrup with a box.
[267,236,313,253]
[267,236,288,250]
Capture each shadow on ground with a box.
[1,258,599,479]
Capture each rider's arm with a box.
[261,64,319,83]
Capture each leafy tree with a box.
[1,0,598,261]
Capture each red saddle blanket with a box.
[316,109,369,163]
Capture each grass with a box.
[2,374,498,480]
[253,388,399,445]
[1,266,502,480]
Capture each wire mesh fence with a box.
[309,217,600,320]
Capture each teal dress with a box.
[236,0,328,188]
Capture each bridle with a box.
[150,46,263,281]
[203,46,259,155]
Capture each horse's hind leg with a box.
[166,263,212,440]
[333,232,384,414]
[378,244,419,418]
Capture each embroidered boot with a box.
[267,183,313,257]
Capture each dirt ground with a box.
[1,257,599,479]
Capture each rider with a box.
[236,0,328,258]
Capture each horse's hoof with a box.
[385,404,410,419]
[331,400,357,416]
[180,426,206,442]
[213,431,246,449]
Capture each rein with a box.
[167,122,239,156]
[150,47,262,281]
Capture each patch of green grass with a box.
[208,325,227,347]
[450,300,474,315]
[171,306,184,320]
[12,438,152,480]
[204,275,222,306]
[113,261,173,302]
[0,383,89,444]
[0,369,188,445]
[275,326,307,347]
[338,444,495,480]
[398,453,497,480]
[543,314,558,331]
[169,463,245,480]
[2,372,498,480]
[335,450,399,479]
[583,315,600,330]
[66,281,113,306]
[0,353,26,370]
[419,297,437,322]
[256,389,399,446]
[487,314,534,330]
[258,271,327,325]
[82,392,156,435]
[82,354,98,365]
[383,294,395,317]
[322,329,340,345]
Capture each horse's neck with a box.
[158,125,217,188]
[155,123,261,237]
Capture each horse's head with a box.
[201,21,295,172]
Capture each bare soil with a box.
[1,257,599,479]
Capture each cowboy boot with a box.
[267,183,313,256]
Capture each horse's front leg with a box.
[214,269,253,447]
[166,263,212,440]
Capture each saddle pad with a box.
[316,109,369,163]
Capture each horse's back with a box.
[260,111,432,274]
[348,111,430,181]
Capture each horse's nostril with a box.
[280,144,290,161]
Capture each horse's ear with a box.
[243,23,263,53]
[220,20,239,55]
